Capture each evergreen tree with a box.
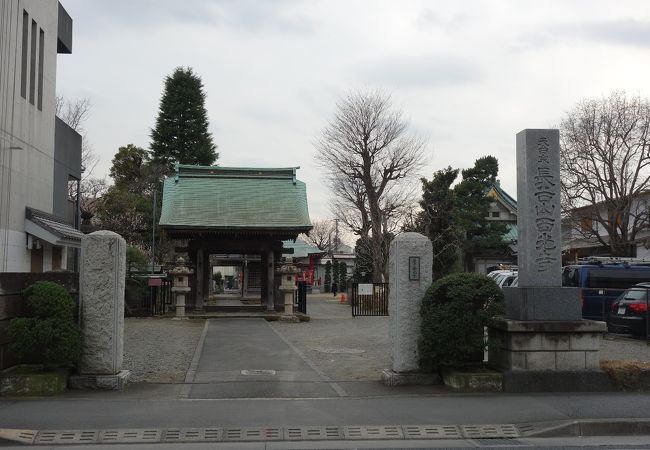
[332,261,340,290]
[150,67,218,172]
[453,156,508,272]
[338,261,347,291]
[324,261,332,293]
[416,157,508,277]
[418,167,461,280]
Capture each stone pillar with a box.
[381,232,438,386]
[278,263,300,322]
[170,257,192,320]
[488,129,609,392]
[202,250,210,301]
[195,248,204,311]
[266,249,274,311]
[70,231,130,390]
[242,259,249,297]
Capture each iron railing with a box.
[351,282,389,317]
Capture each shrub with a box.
[8,281,81,369]
[419,272,504,371]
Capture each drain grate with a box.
[285,426,342,440]
[344,425,403,440]
[223,427,283,441]
[99,429,161,443]
[0,429,37,445]
[35,430,98,445]
[403,425,462,439]
[163,427,222,442]
[462,424,520,439]
[1,423,524,445]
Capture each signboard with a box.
[148,278,163,287]
[358,283,373,296]
[409,257,420,281]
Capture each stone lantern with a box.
[277,263,300,322]
[170,257,193,320]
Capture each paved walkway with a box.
[187,318,344,399]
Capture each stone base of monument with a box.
[487,317,612,392]
[69,370,130,390]
[504,287,582,321]
[442,368,503,392]
[381,369,441,387]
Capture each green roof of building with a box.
[504,223,518,243]
[159,165,312,232]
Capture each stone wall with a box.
[0,272,79,369]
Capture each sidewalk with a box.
[2,294,650,443]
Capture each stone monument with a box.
[277,263,300,323]
[69,231,130,390]
[488,129,609,392]
[382,232,438,386]
[170,257,192,320]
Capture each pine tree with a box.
[150,67,218,172]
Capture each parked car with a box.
[608,283,650,337]
[492,271,518,289]
[487,269,516,280]
[562,264,650,321]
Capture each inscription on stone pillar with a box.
[516,129,561,287]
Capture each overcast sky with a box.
[56,0,650,230]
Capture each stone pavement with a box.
[185,318,342,399]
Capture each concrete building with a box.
[0,1,82,272]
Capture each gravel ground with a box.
[121,298,650,385]
[601,334,650,362]
[123,318,205,383]
[271,294,390,381]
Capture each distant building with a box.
[281,239,355,293]
[562,191,650,262]
[471,182,518,274]
[0,1,82,272]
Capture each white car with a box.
[492,271,517,288]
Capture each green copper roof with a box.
[504,223,518,243]
[159,165,312,231]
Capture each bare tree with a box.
[57,95,108,222]
[315,89,426,281]
[56,95,99,177]
[301,219,335,251]
[561,91,650,256]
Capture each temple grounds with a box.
[121,294,650,387]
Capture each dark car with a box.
[562,264,650,321]
[608,283,650,337]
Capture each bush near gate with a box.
[419,273,504,372]
[8,281,81,369]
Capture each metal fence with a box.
[125,276,172,317]
[351,282,389,317]
[294,281,307,314]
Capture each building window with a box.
[491,211,500,218]
[580,217,593,232]
[20,10,28,98]
[29,19,37,105]
[38,28,44,110]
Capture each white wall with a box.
[0,0,59,272]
